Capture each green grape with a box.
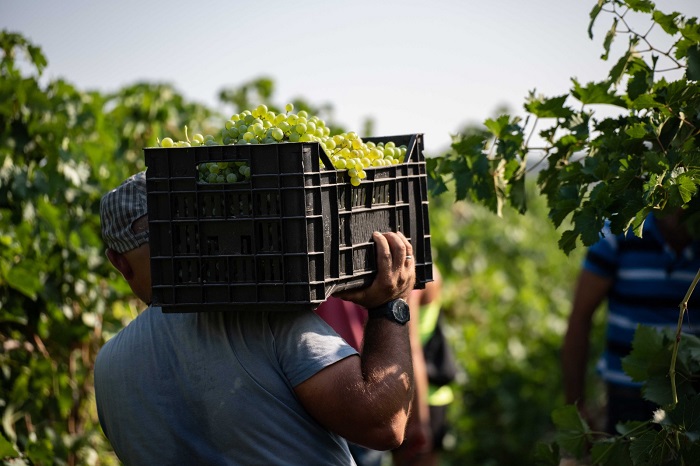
[161,137,174,148]
[226,173,238,183]
[285,103,294,112]
[252,124,265,137]
[274,114,286,125]
[271,128,284,141]
[295,123,307,134]
[297,110,308,119]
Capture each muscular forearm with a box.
[359,316,414,448]
[295,231,417,450]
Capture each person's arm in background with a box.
[295,232,416,451]
[562,268,612,425]
[393,271,443,463]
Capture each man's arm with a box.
[562,269,612,417]
[294,231,416,451]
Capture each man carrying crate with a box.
[95,171,418,465]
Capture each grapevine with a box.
[157,104,408,186]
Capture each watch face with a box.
[391,299,410,324]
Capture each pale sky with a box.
[2,0,698,154]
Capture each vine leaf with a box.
[4,261,43,300]
[590,438,633,466]
[0,432,19,458]
[629,430,673,465]
[552,405,590,457]
[622,326,666,382]
[666,394,700,443]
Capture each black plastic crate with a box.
[144,134,433,313]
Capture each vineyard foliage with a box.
[2,0,700,464]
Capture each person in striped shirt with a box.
[562,208,700,433]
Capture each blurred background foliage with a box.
[430,178,601,465]
[2,30,596,466]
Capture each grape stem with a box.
[670,267,700,406]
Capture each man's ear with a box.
[106,249,135,280]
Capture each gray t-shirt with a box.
[94,306,359,465]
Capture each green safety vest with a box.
[419,300,454,407]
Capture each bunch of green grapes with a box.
[159,105,408,187]
[321,134,408,186]
[221,103,408,186]
[197,161,251,184]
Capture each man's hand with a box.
[333,231,416,309]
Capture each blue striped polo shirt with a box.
[584,213,700,386]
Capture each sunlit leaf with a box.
[0,432,19,458]
[4,261,43,300]
[524,93,573,119]
[652,10,680,35]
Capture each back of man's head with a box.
[100,171,148,253]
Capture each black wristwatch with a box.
[367,299,410,325]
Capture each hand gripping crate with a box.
[144,133,433,313]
